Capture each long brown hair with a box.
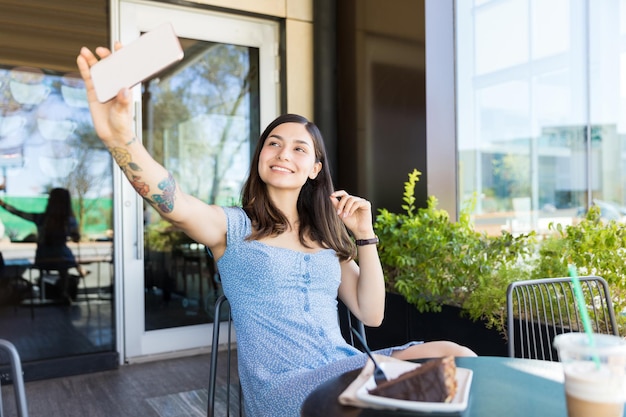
[43,188,78,241]
[241,114,355,261]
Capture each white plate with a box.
[355,361,473,413]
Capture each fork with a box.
[350,327,388,385]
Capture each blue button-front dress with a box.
[216,207,417,416]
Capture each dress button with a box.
[304,304,310,312]
[304,254,311,261]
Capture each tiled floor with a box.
[1,350,238,417]
[0,261,226,383]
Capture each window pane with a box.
[475,0,528,75]
[143,38,260,330]
[456,0,600,235]
[532,0,570,60]
[0,65,114,362]
[589,2,626,217]
[0,0,114,380]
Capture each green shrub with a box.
[533,208,626,332]
[374,169,626,337]
[374,169,536,336]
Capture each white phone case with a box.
[90,22,184,103]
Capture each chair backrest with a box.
[207,295,367,417]
[0,339,29,417]
[506,276,619,361]
[337,299,368,348]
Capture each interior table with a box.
[2,257,35,318]
[301,355,620,417]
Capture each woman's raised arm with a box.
[76,45,227,256]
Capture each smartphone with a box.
[90,22,184,103]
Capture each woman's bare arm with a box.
[76,45,227,257]
[332,191,386,327]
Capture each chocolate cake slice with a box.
[367,356,457,403]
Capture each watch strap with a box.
[355,237,379,246]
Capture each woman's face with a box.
[258,122,322,192]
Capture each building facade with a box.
[1,0,622,381]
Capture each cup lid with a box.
[553,332,626,355]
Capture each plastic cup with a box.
[553,332,626,417]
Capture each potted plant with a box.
[144,219,190,294]
[371,170,535,354]
[531,208,626,333]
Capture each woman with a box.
[0,188,81,303]
[77,45,475,416]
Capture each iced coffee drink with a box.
[554,333,626,417]
[563,361,624,417]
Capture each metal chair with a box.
[0,339,29,417]
[208,295,241,417]
[506,276,619,361]
[207,295,368,417]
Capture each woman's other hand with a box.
[329,191,376,239]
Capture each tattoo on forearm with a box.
[152,173,176,213]
[110,146,140,172]
[130,175,150,197]
[109,146,177,213]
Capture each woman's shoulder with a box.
[222,206,247,221]
[222,206,251,239]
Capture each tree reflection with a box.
[144,42,257,206]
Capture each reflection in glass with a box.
[456,1,626,235]
[8,67,50,106]
[143,39,259,330]
[0,65,114,367]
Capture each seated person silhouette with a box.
[0,188,82,304]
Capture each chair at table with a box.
[37,266,90,307]
[506,275,619,361]
[0,339,29,417]
[207,295,368,417]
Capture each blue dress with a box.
[216,207,418,416]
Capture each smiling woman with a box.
[76,45,477,411]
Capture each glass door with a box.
[118,0,279,359]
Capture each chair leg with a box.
[0,340,29,417]
[80,274,91,310]
[71,267,91,310]
[208,295,226,417]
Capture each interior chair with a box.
[506,275,619,361]
[173,243,220,311]
[207,295,368,417]
[0,339,29,417]
[38,266,90,307]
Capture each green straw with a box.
[568,264,601,368]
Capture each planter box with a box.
[364,292,508,357]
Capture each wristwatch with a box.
[355,236,379,246]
